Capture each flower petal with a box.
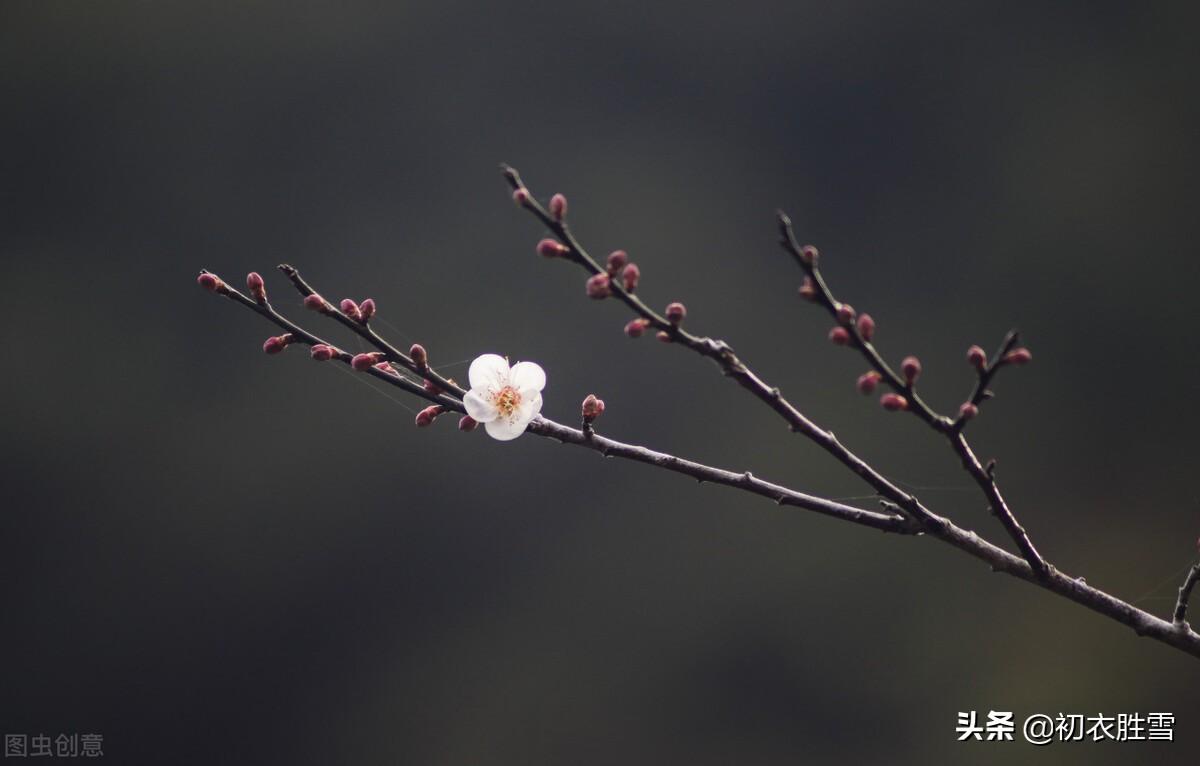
[463,390,499,423]
[515,392,543,423]
[484,414,531,441]
[508,361,546,393]
[469,353,510,392]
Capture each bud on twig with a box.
[959,402,979,421]
[549,193,568,221]
[586,273,612,299]
[197,272,224,292]
[537,238,568,258]
[310,344,336,361]
[458,415,478,432]
[901,356,922,386]
[352,352,385,371]
[665,302,686,325]
[246,272,267,303]
[829,326,851,346]
[656,330,672,343]
[340,298,364,323]
[358,298,376,323]
[798,277,817,301]
[967,345,987,370]
[410,343,428,370]
[856,313,875,342]
[621,263,640,292]
[856,371,882,395]
[262,334,292,354]
[1004,348,1033,366]
[836,303,856,325]
[512,187,531,207]
[880,393,909,411]
[415,405,444,427]
[606,250,628,275]
[582,393,605,424]
[800,244,819,266]
[423,379,443,395]
[624,318,650,338]
[304,293,331,313]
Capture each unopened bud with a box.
[197,272,223,292]
[856,371,882,395]
[624,318,650,338]
[458,415,478,432]
[621,262,640,292]
[340,298,363,323]
[800,244,819,266]
[880,393,909,412]
[246,272,266,303]
[423,379,443,395]
[410,343,428,369]
[856,313,875,341]
[549,193,568,221]
[606,250,628,275]
[798,277,817,301]
[967,345,987,370]
[303,293,330,313]
[537,238,568,258]
[1004,348,1032,366]
[581,393,605,424]
[901,356,922,385]
[358,298,376,322]
[828,326,851,346]
[310,344,336,361]
[959,402,979,421]
[415,405,444,428]
[665,302,687,324]
[656,330,672,343]
[836,303,856,325]
[586,273,611,299]
[512,187,531,207]
[352,352,385,371]
[262,334,292,354]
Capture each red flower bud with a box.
[310,344,336,361]
[880,393,909,411]
[512,188,531,207]
[656,330,672,343]
[352,352,385,371]
[1004,348,1033,365]
[665,302,687,324]
[458,415,478,432]
[959,402,979,421]
[586,273,611,299]
[836,303,856,325]
[856,313,875,341]
[606,250,628,275]
[197,272,223,292]
[246,272,266,303]
[828,326,851,346]
[358,298,376,322]
[549,193,568,221]
[800,244,819,266]
[901,356,922,385]
[581,393,605,423]
[262,334,292,354]
[339,298,363,323]
[966,345,987,370]
[856,371,882,395]
[798,277,817,302]
[624,318,650,338]
[303,293,330,313]
[415,405,444,428]
[621,262,640,292]
[410,343,428,369]
[537,238,568,258]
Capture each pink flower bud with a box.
[586,273,611,299]
[537,238,568,258]
[458,415,478,432]
[549,193,568,221]
[880,393,909,412]
[310,344,336,361]
[856,371,882,395]
[605,250,628,275]
[959,402,979,421]
[339,298,363,323]
[836,303,856,325]
[800,244,819,266]
[197,272,223,292]
[624,318,650,338]
[358,298,376,322]
[621,262,640,292]
[828,326,851,346]
[415,405,444,428]
[901,356,922,385]
[423,379,443,395]
[665,301,687,324]
[262,334,292,354]
[1004,348,1033,365]
[656,330,672,343]
[581,393,606,423]
[856,313,875,341]
[512,188,530,207]
[352,352,385,371]
[407,344,427,370]
[798,277,817,302]
[967,345,988,370]
[246,272,266,303]
[303,293,330,313]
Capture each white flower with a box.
[462,354,546,441]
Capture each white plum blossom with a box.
[462,354,546,441]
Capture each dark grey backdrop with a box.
[2,2,1198,764]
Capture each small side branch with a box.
[1174,564,1200,626]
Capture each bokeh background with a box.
[2,2,1198,764]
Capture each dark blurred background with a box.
[2,1,1198,764]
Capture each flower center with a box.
[493,385,521,417]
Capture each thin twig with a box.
[1174,564,1200,626]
